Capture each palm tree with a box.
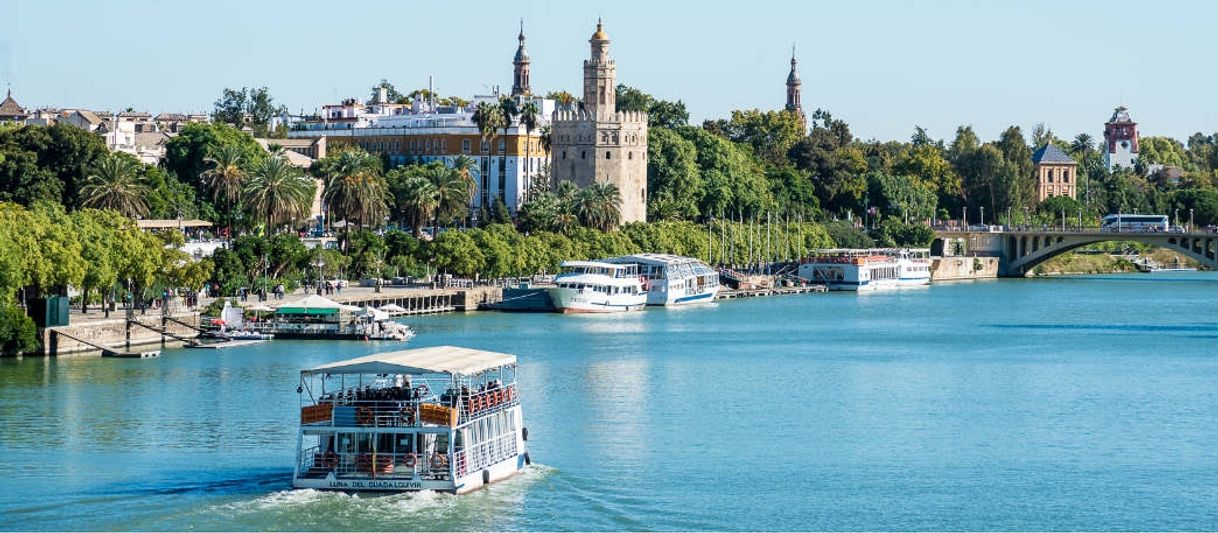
[322,149,388,229]
[200,144,246,235]
[1070,133,1094,157]
[432,165,476,227]
[574,182,622,231]
[518,100,540,201]
[243,155,315,233]
[472,102,506,222]
[80,154,150,217]
[397,171,440,238]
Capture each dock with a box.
[718,285,828,299]
[185,339,270,350]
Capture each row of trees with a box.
[0,204,211,354]
[207,220,835,295]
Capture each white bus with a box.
[1101,214,1169,232]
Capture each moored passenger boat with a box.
[546,261,647,313]
[293,346,529,493]
[603,253,720,306]
[797,249,931,291]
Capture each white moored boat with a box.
[293,346,530,494]
[797,248,931,291]
[546,261,647,313]
[603,253,720,306]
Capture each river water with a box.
[1,272,1215,531]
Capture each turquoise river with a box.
[1,272,1216,531]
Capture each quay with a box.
[719,285,828,299]
[36,284,505,357]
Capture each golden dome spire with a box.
[591,18,608,41]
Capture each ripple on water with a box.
[188,465,557,531]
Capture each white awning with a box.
[303,345,516,376]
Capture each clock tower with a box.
[1102,106,1139,171]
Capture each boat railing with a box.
[298,446,452,481]
[301,384,518,428]
[454,431,519,478]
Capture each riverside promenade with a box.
[39,283,504,356]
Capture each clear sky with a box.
[4,0,1216,143]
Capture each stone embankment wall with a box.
[42,312,200,356]
[931,256,1000,282]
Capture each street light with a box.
[1175,208,1179,229]
[313,258,325,295]
[1023,206,1030,229]
[980,206,985,226]
[1189,208,1194,232]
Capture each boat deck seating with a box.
[303,384,518,428]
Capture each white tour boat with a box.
[797,248,932,291]
[604,253,720,306]
[293,346,530,494]
[546,261,647,313]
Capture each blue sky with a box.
[4,0,1216,143]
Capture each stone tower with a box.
[511,20,531,97]
[583,19,616,115]
[1102,106,1138,170]
[550,20,649,224]
[785,45,804,120]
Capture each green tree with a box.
[574,182,622,231]
[710,109,805,167]
[163,122,266,206]
[212,86,287,137]
[431,230,485,277]
[200,143,246,234]
[369,79,407,104]
[646,127,702,220]
[80,153,150,217]
[243,156,315,232]
[319,149,388,229]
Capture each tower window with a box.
[606,151,611,159]
[462,139,470,153]
[1047,169,1054,183]
[1063,170,1070,183]
[581,151,586,159]
[628,152,633,160]
[562,151,567,160]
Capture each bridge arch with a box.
[934,230,1218,277]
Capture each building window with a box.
[562,151,567,160]
[1047,169,1054,183]
[498,139,505,153]
[628,152,633,160]
[581,151,586,159]
[606,151,611,159]
[462,139,471,153]
[1063,170,1070,183]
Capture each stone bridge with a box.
[933,229,1218,277]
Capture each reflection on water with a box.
[0,272,1215,531]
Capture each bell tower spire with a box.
[511,18,531,96]
[583,18,616,115]
[785,44,805,126]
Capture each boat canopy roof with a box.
[276,294,360,315]
[302,345,516,377]
[560,260,626,270]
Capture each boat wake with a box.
[196,464,556,530]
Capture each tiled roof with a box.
[134,131,169,146]
[1032,144,1076,165]
[155,113,189,121]
[0,91,26,116]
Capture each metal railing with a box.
[298,446,452,480]
[302,385,518,428]
[454,432,518,478]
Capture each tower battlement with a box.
[549,20,649,224]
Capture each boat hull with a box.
[547,287,646,313]
[292,453,528,494]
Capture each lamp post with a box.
[1189,208,1194,232]
[313,258,325,295]
[1077,208,1082,231]
[1007,207,1012,230]
[962,206,967,229]
[1023,206,1030,229]
[1175,208,1179,229]
[980,206,985,227]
